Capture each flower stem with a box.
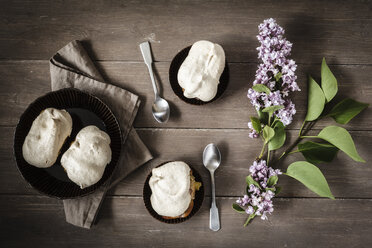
[298,120,306,137]
[300,135,317,139]
[243,214,256,227]
[243,218,250,227]
[287,149,300,155]
[278,151,286,160]
[267,150,271,166]
[271,117,279,127]
[275,120,317,164]
[259,143,267,159]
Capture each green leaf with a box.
[298,141,339,164]
[262,105,284,116]
[268,121,286,151]
[252,84,271,94]
[266,187,276,192]
[262,125,275,143]
[274,72,282,82]
[256,108,269,124]
[321,58,338,102]
[328,98,369,124]
[232,203,245,213]
[317,126,365,162]
[250,116,262,133]
[246,175,261,189]
[266,186,281,195]
[305,76,325,121]
[244,214,256,227]
[285,161,335,199]
[267,175,278,187]
[275,186,281,195]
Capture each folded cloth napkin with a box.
[49,40,153,229]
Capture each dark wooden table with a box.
[1,1,372,247]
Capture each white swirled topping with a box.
[22,108,72,168]
[177,40,225,101]
[149,161,191,217]
[61,125,112,189]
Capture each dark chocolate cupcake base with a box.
[169,45,229,105]
[143,161,204,224]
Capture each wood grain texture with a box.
[1,1,372,246]
[2,126,371,198]
[0,61,371,129]
[0,0,372,64]
[1,195,372,248]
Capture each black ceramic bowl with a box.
[13,88,122,199]
[169,45,229,105]
[143,161,204,224]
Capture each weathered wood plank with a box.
[2,127,371,198]
[0,0,372,64]
[1,195,371,248]
[0,61,371,129]
[1,1,372,246]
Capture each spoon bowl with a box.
[152,96,170,123]
[203,143,221,171]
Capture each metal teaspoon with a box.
[203,143,221,231]
[139,41,170,123]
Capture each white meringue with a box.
[61,125,112,189]
[177,40,225,102]
[22,108,72,168]
[149,161,191,217]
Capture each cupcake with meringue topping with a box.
[144,161,203,223]
[177,40,226,102]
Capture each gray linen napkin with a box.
[49,40,153,229]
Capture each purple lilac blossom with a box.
[247,122,259,138]
[237,159,281,221]
[245,206,255,215]
[247,18,300,135]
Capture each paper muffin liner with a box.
[13,88,122,199]
[143,161,204,224]
[169,45,229,105]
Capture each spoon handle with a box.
[209,171,220,231]
[146,63,159,97]
[139,42,158,96]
